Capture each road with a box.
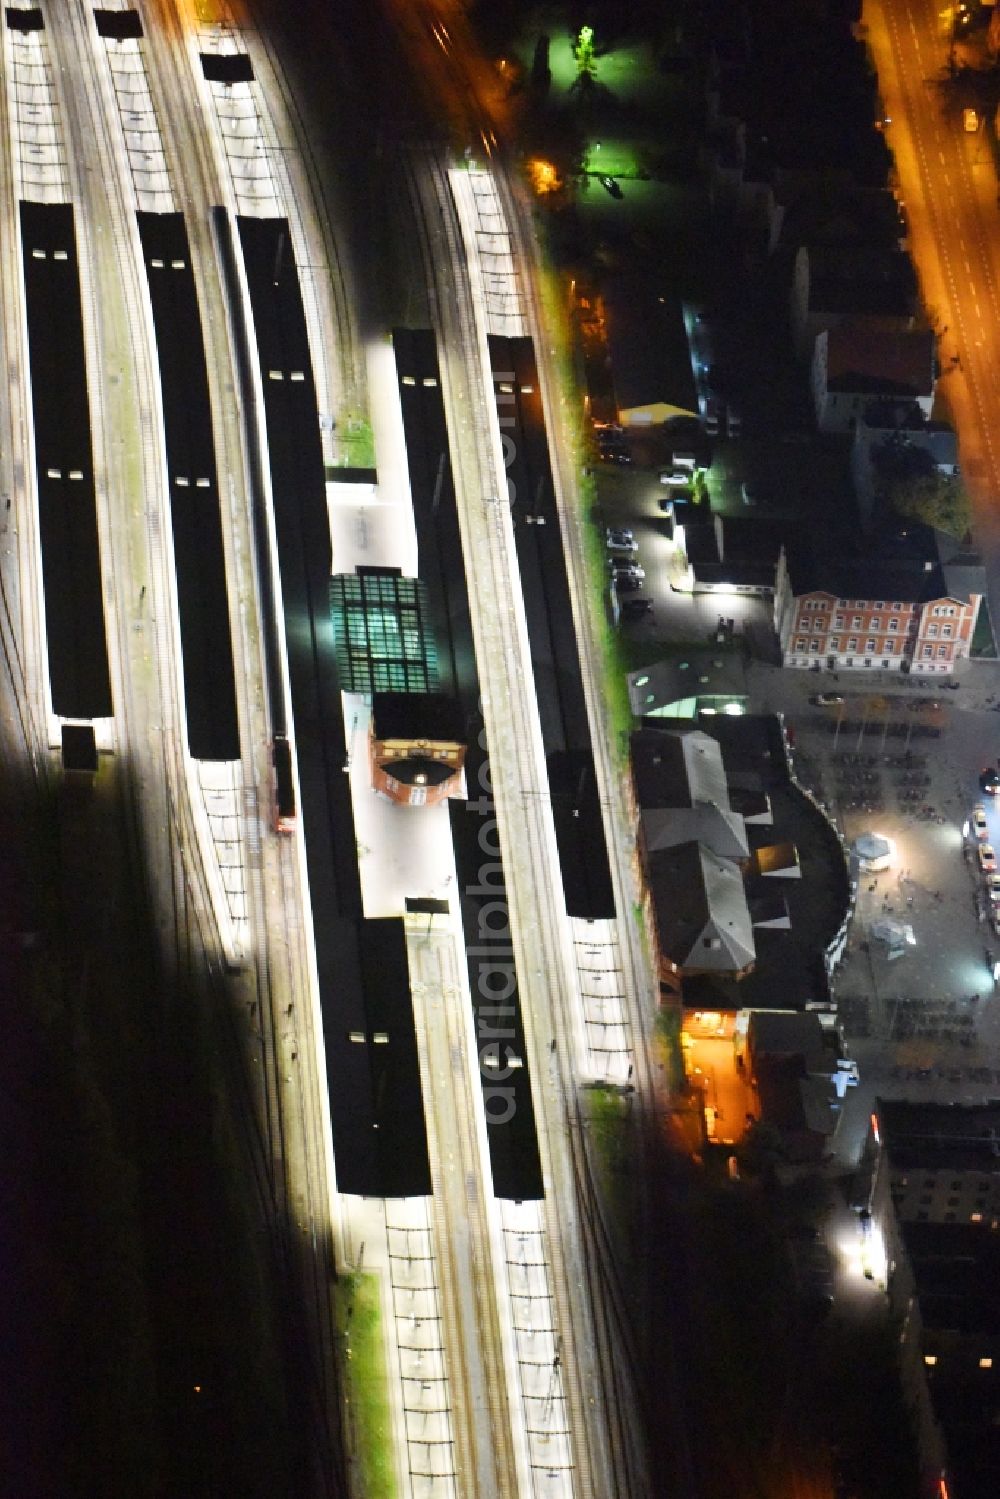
[868,0,1000,606]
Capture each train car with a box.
[273,734,296,833]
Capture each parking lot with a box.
[595,461,778,655]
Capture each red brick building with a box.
[369,692,466,808]
[775,548,982,676]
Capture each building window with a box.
[882,659,891,669]
[845,657,854,666]
[888,618,899,632]
[892,602,902,612]
[815,617,827,632]
[796,638,806,651]
[866,639,877,654]
[864,659,872,668]
[848,637,858,651]
[942,624,953,638]
[938,645,948,658]
[922,645,933,658]
[809,640,820,652]
[852,616,862,628]
[830,637,841,650]
[834,614,845,629]
[885,640,894,654]
[838,599,849,608]
[927,624,938,638]
[874,601,885,610]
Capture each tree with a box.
[572,24,596,77]
[886,469,970,537]
[872,439,971,538]
[736,1118,786,1178]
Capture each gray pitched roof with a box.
[649,842,755,972]
[642,804,749,860]
[631,727,730,808]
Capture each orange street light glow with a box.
[527,158,560,195]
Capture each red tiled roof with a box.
[825,319,934,396]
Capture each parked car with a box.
[660,469,692,487]
[809,693,845,707]
[979,844,997,873]
[741,480,763,507]
[609,559,645,580]
[613,573,644,593]
[985,873,1000,905]
[599,174,624,199]
[973,804,990,840]
[672,450,698,472]
[620,597,653,620]
[605,527,637,552]
[964,107,979,133]
[980,767,1000,795]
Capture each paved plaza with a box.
[744,658,1000,1155]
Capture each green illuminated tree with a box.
[573,24,596,75]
